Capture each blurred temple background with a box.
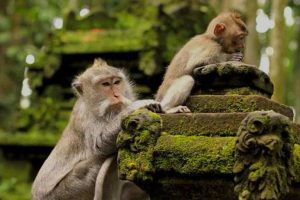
[0,0,299,199]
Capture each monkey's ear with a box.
[94,58,107,66]
[72,80,83,95]
[214,23,226,36]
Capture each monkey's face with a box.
[227,30,247,53]
[73,64,134,118]
[213,12,248,54]
[96,76,131,114]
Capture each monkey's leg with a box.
[48,158,102,200]
[94,156,149,200]
[160,75,194,113]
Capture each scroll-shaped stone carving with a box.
[234,111,295,200]
[117,108,162,186]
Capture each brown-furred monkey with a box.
[156,11,248,113]
[32,59,161,200]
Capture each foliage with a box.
[0,178,31,200]
[0,0,67,130]
[1,0,213,136]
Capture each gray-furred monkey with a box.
[32,58,161,200]
[156,11,248,113]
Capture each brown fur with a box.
[156,12,248,111]
[32,59,159,200]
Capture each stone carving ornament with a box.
[234,111,295,200]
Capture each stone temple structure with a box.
[116,61,300,200]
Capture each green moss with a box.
[52,29,151,54]
[118,148,155,182]
[194,62,274,96]
[292,144,300,182]
[0,131,59,146]
[117,108,162,182]
[154,135,236,175]
[161,113,247,137]
[185,95,294,120]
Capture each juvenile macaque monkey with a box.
[32,59,160,200]
[156,11,248,113]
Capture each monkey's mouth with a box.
[105,101,125,114]
[109,101,124,109]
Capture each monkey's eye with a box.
[102,82,110,86]
[114,80,121,85]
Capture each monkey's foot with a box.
[166,106,191,114]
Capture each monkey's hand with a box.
[230,52,243,61]
[126,100,164,114]
[145,103,164,113]
[166,105,191,114]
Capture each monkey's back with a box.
[156,34,215,101]
[32,100,103,199]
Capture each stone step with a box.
[185,95,294,120]
[193,62,273,96]
[151,135,300,200]
[154,135,236,175]
[154,134,300,177]
[161,113,300,142]
[161,113,247,137]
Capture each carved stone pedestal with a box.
[117,62,300,200]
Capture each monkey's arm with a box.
[186,47,235,72]
[160,46,241,112]
[96,121,121,158]
[96,100,162,157]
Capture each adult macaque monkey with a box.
[156,11,248,113]
[32,59,161,200]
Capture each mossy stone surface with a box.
[193,86,269,97]
[154,135,236,175]
[117,108,162,184]
[152,139,300,179]
[52,29,154,54]
[161,113,247,136]
[193,62,273,96]
[186,95,294,120]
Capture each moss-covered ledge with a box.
[186,95,294,120]
[153,135,300,178]
[161,113,247,136]
[117,109,300,199]
[161,113,300,141]
[52,29,157,54]
[193,62,273,97]
[154,135,236,175]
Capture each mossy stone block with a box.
[154,135,236,175]
[161,113,247,136]
[52,29,153,54]
[193,62,273,96]
[186,95,294,120]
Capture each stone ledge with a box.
[185,95,294,120]
[153,135,300,179]
[51,29,154,54]
[161,113,247,136]
[193,62,273,96]
[161,112,300,142]
[154,135,236,175]
[117,109,300,199]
